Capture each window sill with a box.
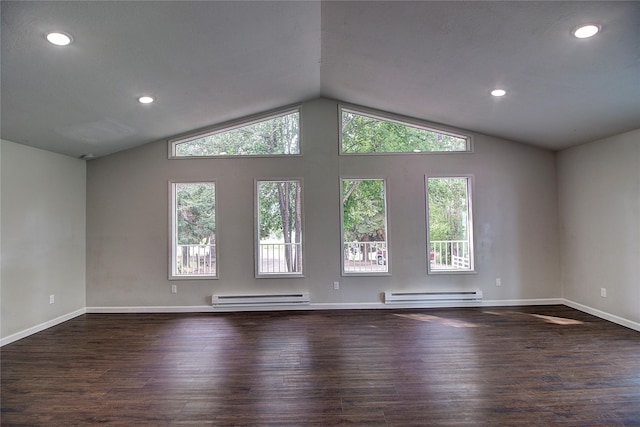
[427,270,477,275]
[256,273,305,279]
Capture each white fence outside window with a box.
[176,244,216,275]
[176,240,470,275]
[343,241,387,273]
[258,242,303,274]
[430,240,471,271]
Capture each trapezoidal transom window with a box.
[170,108,300,158]
[170,182,217,280]
[340,106,471,154]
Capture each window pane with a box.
[257,180,303,275]
[342,179,388,274]
[174,111,299,157]
[342,108,468,154]
[427,177,473,272]
[173,182,216,277]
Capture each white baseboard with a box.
[311,298,563,310]
[460,298,563,308]
[87,298,563,313]
[0,308,86,347]
[86,306,214,313]
[563,299,640,332]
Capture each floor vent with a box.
[384,290,483,304]
[212,293,310,306]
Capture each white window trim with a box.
[339,103,473,156]
[168,105,303,159]
[169,180,219,280]
[340,176,391,277]
[425,174,476,275]
[254,178,306,279]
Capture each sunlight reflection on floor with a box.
[529,313,585,325]
[393,313,480,328]
[484,310,585,325]
[395,311,586,327]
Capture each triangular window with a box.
[171,108,300,157]
[341,106,470,154]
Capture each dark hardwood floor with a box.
[2,305,639,426]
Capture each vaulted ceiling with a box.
[2,1,639,158]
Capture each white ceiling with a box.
[2,1,639,158]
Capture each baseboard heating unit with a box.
[384,290,483,304]
[212,293,310,306]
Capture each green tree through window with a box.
[257,180,303,275]
[342,179,388,274]
[427,177,473,272]
[172,182,216,277]
[173,110,299,157]
[341,108,468,154]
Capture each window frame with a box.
[169,180,218,280]
[425,175,476,275]
[254,178,305,279]
[339,103,473,156]
[168,105,302,159]
[340,177,391,277]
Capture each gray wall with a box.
[558,129,640,323]
[86,98,560,308]
[1,140,86,340]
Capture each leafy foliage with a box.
[342,110,467,154]
[176,183,216,245]
[428,177,469,242]
[175,112,299,157]
[258,181,301,240]
[342,179,387,242]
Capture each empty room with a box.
[1,1,639,425]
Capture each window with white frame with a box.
[256,180,303,276]
[341,178,389,274]
[170,182,217,279]
[170,108,300,158]
[341,106,470,154]
[426,176,474,273]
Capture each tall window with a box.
[256,180,303,277]
[341,178,389,274]
[170,108,300,158]
[170,182,217,279]
[341,106,470,154]
[426,177,474,273]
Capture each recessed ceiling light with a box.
[138,96,154,104]
[490,89,507,97]
[572,24,601,39]
[46,32,72,46]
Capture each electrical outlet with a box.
[49,294,55,304]
[495,277,501,287]
[333,281,340,290]
[171,284,178,294]
[600,288,607,298]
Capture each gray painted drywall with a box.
[558,129,640,323]
[86,98,560,307]
[0,140,86,339]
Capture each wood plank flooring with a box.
[2,305,639,426]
